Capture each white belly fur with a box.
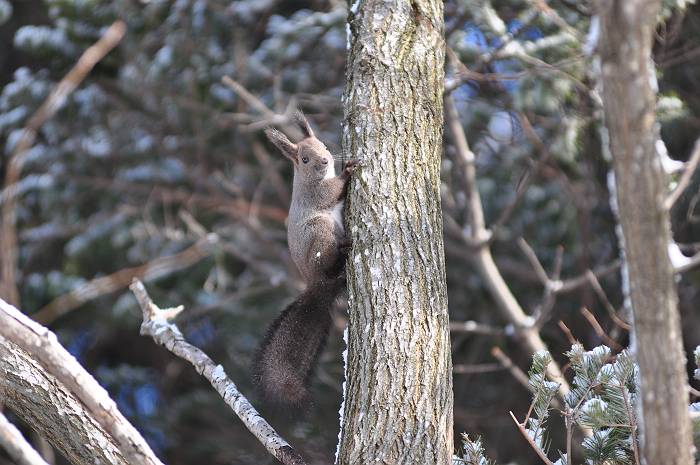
[331,201,344,233]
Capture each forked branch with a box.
[129,279,306,465]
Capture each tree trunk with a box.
[597,2,694,464]
[0,337,128,465]
[337,1,453,464]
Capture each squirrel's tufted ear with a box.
[293,111,315,139]
[265,128,298,163]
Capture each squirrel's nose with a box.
[321,158,329,165]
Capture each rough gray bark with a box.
[0,337,128,465]
[338,1,453,464]
[597,2,694,464]
[0,299,164,465]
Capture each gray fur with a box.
[253,113,358,406]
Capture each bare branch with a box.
[129,279,306,465]
[0,299,163,465]
[527,0,581,39]
[488,114,555,236]
[445,95,572,402]
[221,76,277,119]
[579,307,623,351]
[221,76,304,140]
[585,270,631,330]
[491,347,533,393]
[619,382,641,465]
[665,137,700,210]
[453,363,505,374]
[517,238,550,287]
[555,260,621,294]
[33,235,218,325]
[0,21,126,306]
[0,412,50,465]
[509,411,555,465]
[450,320,506,336]
[558,320,577,345]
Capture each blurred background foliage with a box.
[0,0,699,464]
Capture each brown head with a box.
[265,112,336,182]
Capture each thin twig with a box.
[518,238,550,286]
[579,307,624,351]
[445,95,572,402]
[453,363,506,374]
[491,347,532,393]
[555,260,621,294]
[221,76,303,140]
[665,137,700,210]
[488,114,555,238]
[585,270,631,330]
[221,76,277,119]
[558,321,577,345]
[528,0,581,39]
[509,411,555,465]
[516,238,560,326]
[619,383,641,465]
[0,21,126,306]
[130,279,306,465]
[565,411,572,465]
[33,235,218,325]
[450,320,506,336]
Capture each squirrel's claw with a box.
[343,158,362,174]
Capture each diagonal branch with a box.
[0,21,126,306]
[444,95,572,402]
[509,411,555,465]
[665,136,700,210]
[0,298,162,465]
[33,235,218,325]
[129,279,306,465]
[0,337,128,465]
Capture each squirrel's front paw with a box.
[343,158,361,174]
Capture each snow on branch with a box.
[0,298,164,465]
[129,279,307,465]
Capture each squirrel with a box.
[252,112,358,407]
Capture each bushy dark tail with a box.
[252,279,343,407]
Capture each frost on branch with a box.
[510,345,641,465]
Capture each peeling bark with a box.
[0,337,127,465]
[338,1,453,463]
[597,1,694,464]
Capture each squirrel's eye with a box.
[302,156,309,164]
